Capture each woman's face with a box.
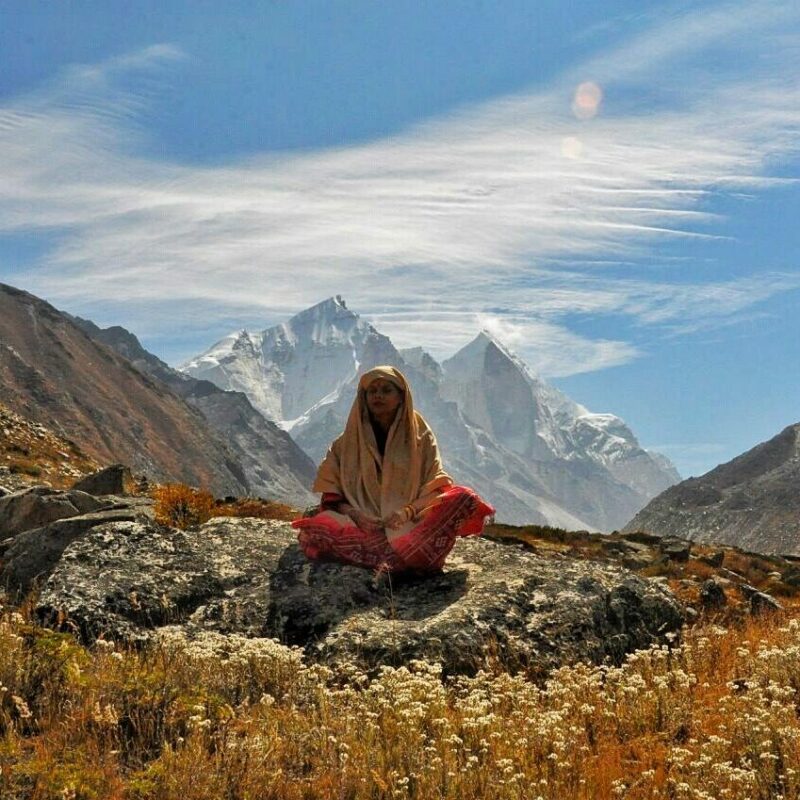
[365,378,403,420]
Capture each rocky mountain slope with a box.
[72,318,316,507]
[624,422,800,554]
[0,284,248,496]
[0,402,99,491]
[184,296,679,530]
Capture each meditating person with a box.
[292,365,494,573]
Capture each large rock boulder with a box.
[1,507,144,597]
[0,486,108,538]
[71,464,132,496]
[30,517,684,675]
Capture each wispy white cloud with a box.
[1,3,799,374]
[369,310,641,377]
[367,267,800,375]
[568,0,797,88]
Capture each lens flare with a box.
[572,81,603,120]
[560,136,584,159]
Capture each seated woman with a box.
[292,366,494,573]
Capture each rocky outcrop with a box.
[624,423,800,554]
[25,517,683,675]
[269,534,684,675]
[1,506,146,596]
[0,486,108,538]
[72,464,133,496]
[0,485,153,596]
[6,486,797,674]
[699,579,727,610]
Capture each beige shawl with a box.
[313,366,453,520]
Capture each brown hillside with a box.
[624,422,800,554]
[0,402,100,490]
[0,284,247,495]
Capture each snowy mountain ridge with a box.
[182,296,375,424]
[182,297,680,530]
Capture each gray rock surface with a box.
[1,505,147,597]
[30,517,684,675]
[699,551,725,568]
[660,538,692,562]
[699,579,727,610]
[0,486,108,538]
[782,567,800,588]
[748,590,782,615]
[72,464,132,496]
[624,422,800,555]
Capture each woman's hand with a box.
[384,505,415,530]
[384,511,406,530]
[346,508,384,535]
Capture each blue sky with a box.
[1,1,799,478]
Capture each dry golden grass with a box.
[3,598,800,799]
[0,403,100,491]
[210,497,301,523]
[151,484,216,530]
[151,484,301,529]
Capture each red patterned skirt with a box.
[292,485,494,573]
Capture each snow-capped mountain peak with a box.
[182,329,257,373]
[273,295,358,348]
[399,346,443,384]
[183,296,392,422]
[182,299,680,530]
[442,332,568,460]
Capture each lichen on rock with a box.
[25,516,683,676]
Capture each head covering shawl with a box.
[313,366,453,519]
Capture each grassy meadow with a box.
[2,595,800,800]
